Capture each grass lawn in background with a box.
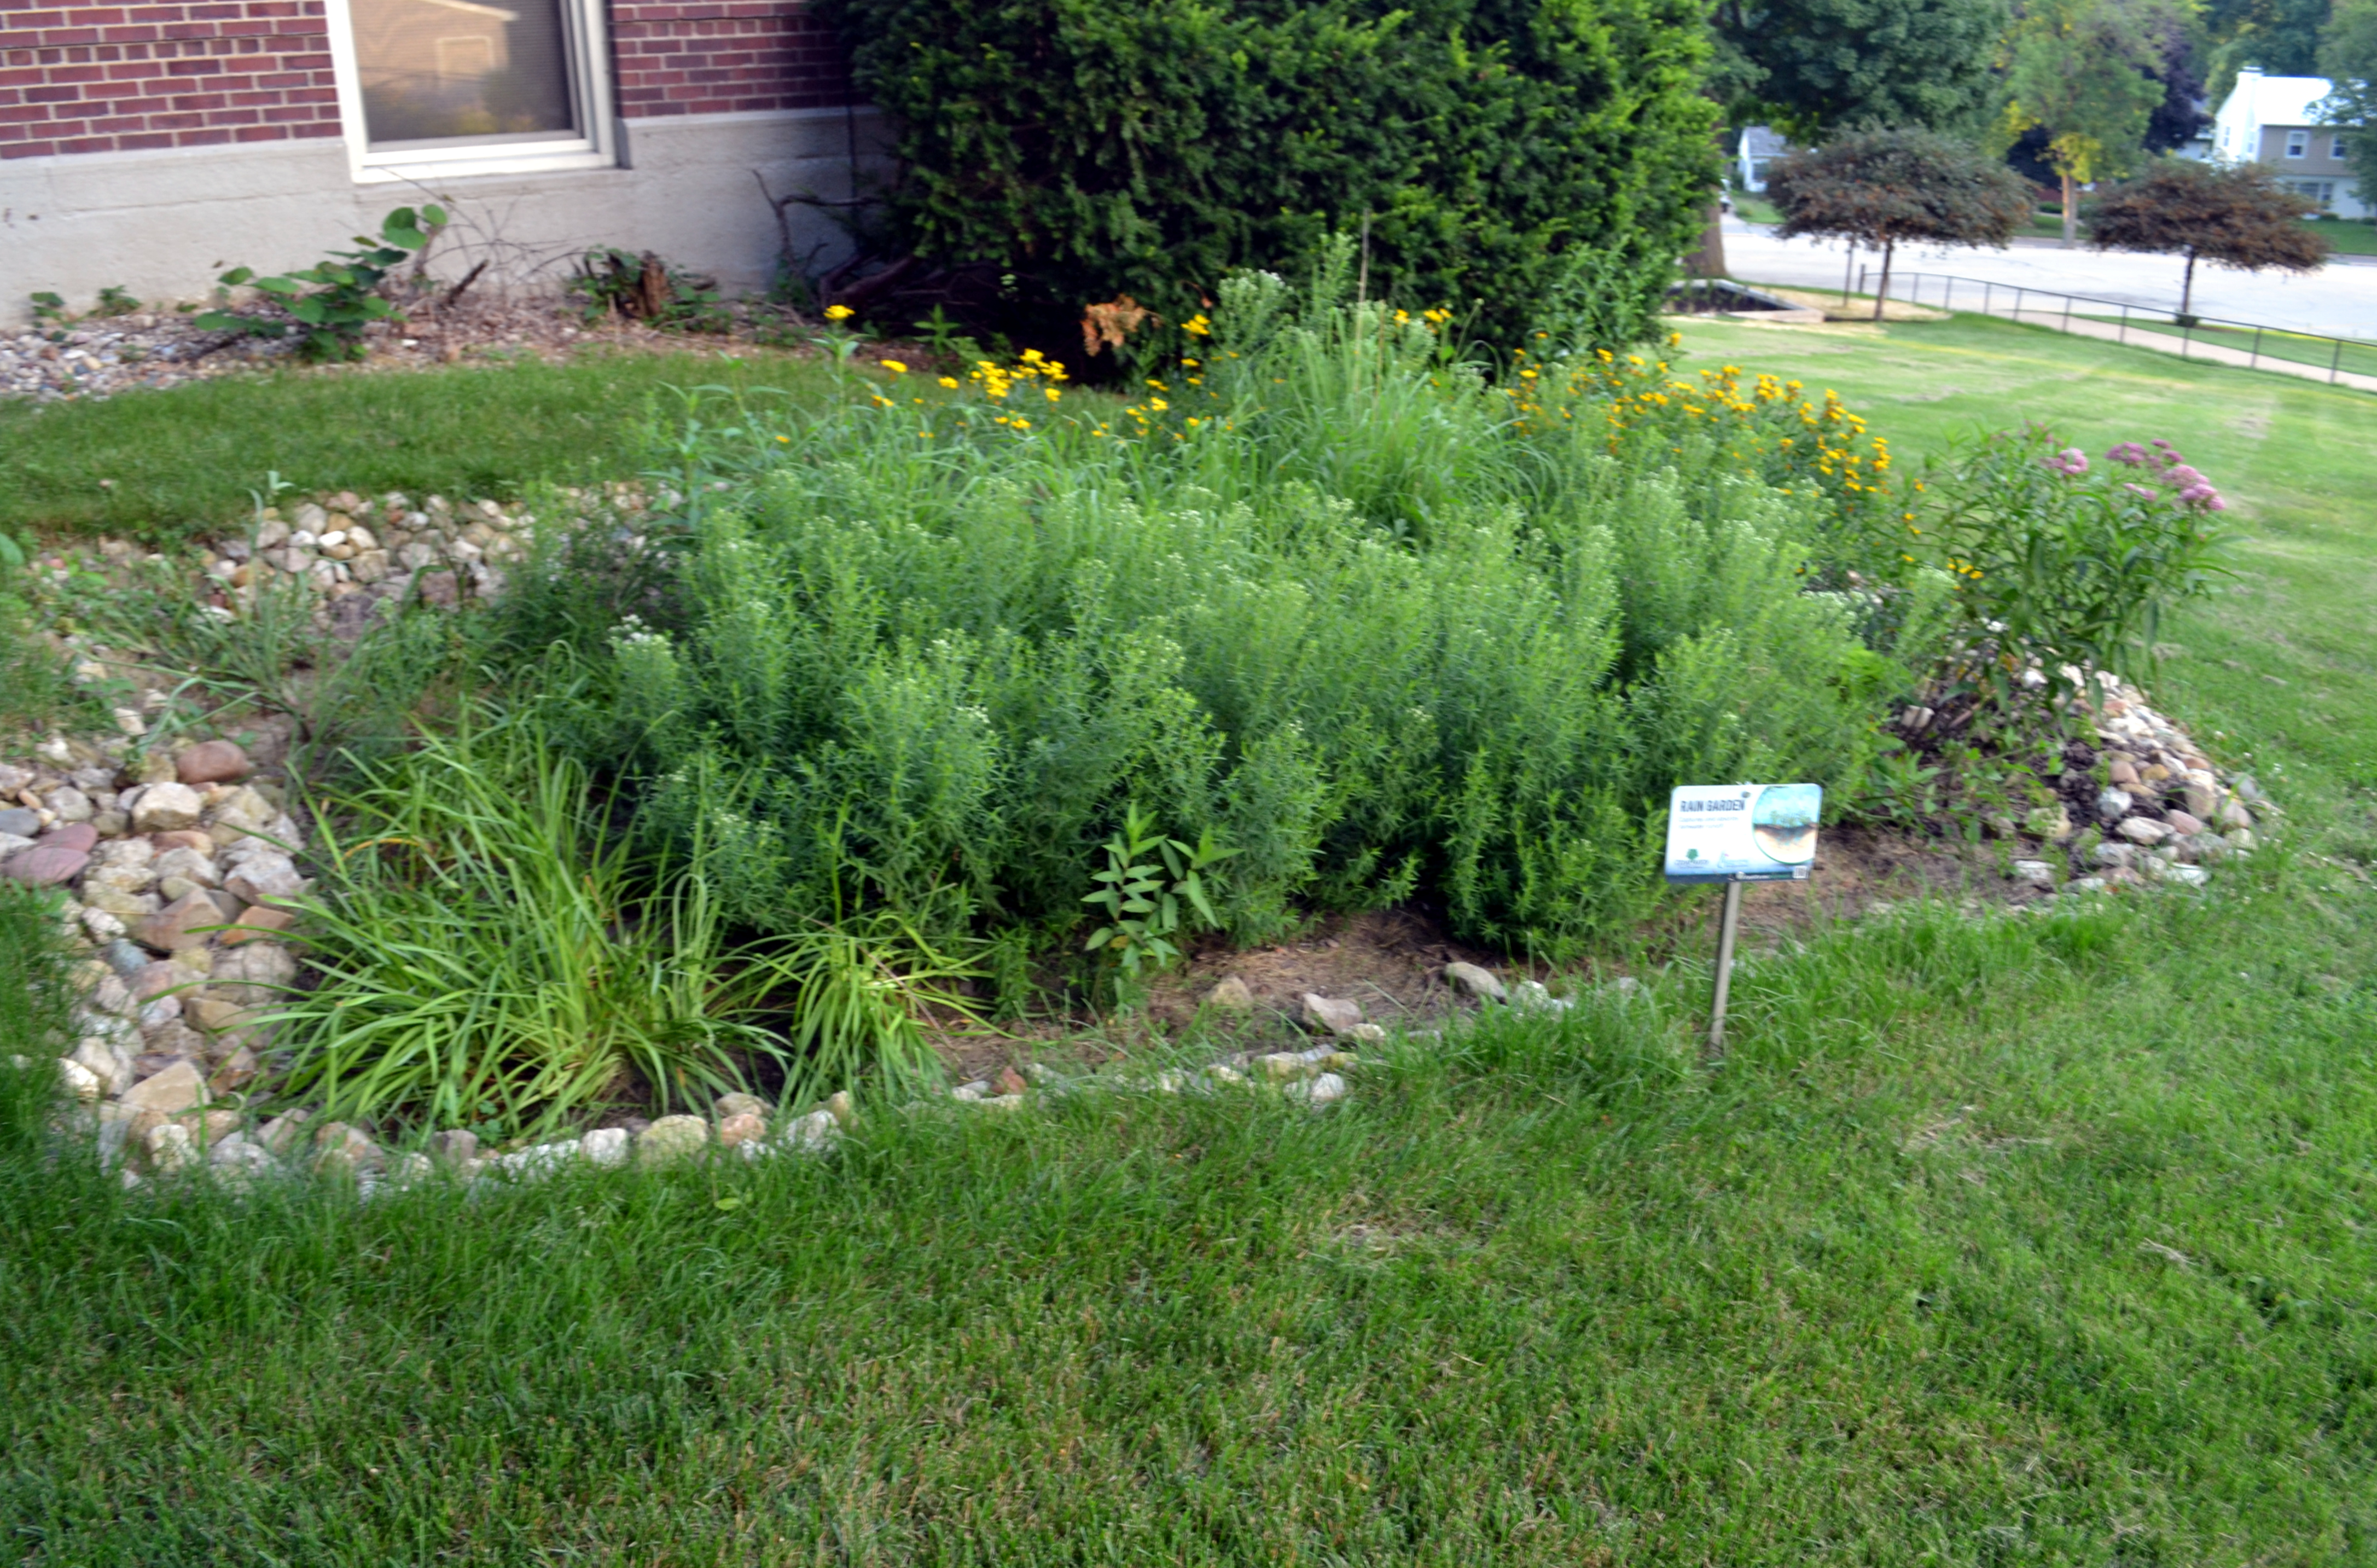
[0,348,843,543]
[2,316,2375,1563]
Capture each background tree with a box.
[1710,0,2014,141]
[1766,127,2037,315]
[1703,0,2010,277]
[2089,158,2328,317]
[2317,0,2377,205]
[2203,0,2333,101]
[2001,0,2170,245]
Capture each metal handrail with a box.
[1851,266,2370,386]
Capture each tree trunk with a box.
[1873,238,1896,321]
[1688,201,1727,278]
[2181,247,2197,318]
[1841,243,1857,310]
[2061,170,2077,248]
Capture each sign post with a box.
[1663,783,1822,1056]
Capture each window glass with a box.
[2285,130,2309,157]
[351,0,576,148]
[2334,136,2351,160]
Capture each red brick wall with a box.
[610,2,851,118]
[0,0,849,160]
[0,1,341,159]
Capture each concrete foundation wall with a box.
[1,104,888,326]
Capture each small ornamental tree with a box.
[1766,129,2036,317]
[2089,159,2327,318]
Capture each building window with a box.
[2285,129,2309,158]
[324,0,615,181]
[2283,178,2337,209]
[2334,135,2351,161]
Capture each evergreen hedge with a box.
[817,0,1718,348]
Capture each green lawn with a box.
[0,347,841,542]
[5,320,2377,1561]
[2066,315,2377,381]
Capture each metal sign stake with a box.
[1707,877,1743,1057]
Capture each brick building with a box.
[0,0,882,319]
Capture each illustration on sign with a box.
[1663,783,1822,882]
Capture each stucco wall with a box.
[0,103,887,322]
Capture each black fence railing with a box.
[1855,267,2375,386]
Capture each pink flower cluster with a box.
[2041,446,2091,477]
[2104,438,2225,511]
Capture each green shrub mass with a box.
[522,268,1926,964]
[817,0,1716,347]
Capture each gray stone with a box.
[1257,1051,1317,1081]
[2025,804,2073,841]
[2182,776,2220,818]
[1300,993,1367,1037]
[1292,1072,1349,1107]
[2010,859,2056,888]
[2164,809,2205,837]
[429,1128,479,1166]
[713,1091,768,1122]
[2164,864,2210,888]
[84,885,163,919]
[637,1114,708,1166]
[312,1122,382,1174]
[119,1057,208,1114]
[44,786,92,823]
[1442,961,1507,1003]
[210,942,295,1004]
[2229,828,2258,852]
[223,851,303,904]
[2095,788,2134,822]
[783,1107,840,1152]
[71,1037,132,1095]
[1511,979,1573,1015]
[0,807,40,837]
[130,781,203,833]
[1205,975,1256,1013]
[2220,798,2253,829]
[2117,817,2172,846]
[2091,841,2135,868]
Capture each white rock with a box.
[1442,961,1507,1003]
[783,1108,840,1152]
[1511,979,1573,1015]
[224,851,304,903]
[580,1126,631,1167]
[56,1056,102,1101]
[1290,1072,1349,1107]
[131,781,204,833]
[2163,864,2210,888]
[1300,993,1367,1036]
[144,1122,195,1173]
[2010,859,2056,888]
[2117,817,2172,845]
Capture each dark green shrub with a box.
[817,0,1717,349]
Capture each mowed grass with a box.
[3,320,2377,1561]
[0,347,843,542]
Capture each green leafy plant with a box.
[268,720,794,1140]
[196,206,446,363]
[566,247,731,334]
[1921,426,2231,705]
[28,292,67,329]
[92,286,141,318]
[1083,805,1234,978]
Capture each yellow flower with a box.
[1182,313,1212,336]
[824,304,854,322]
[1044,386,1061,403]
[939,376,960,390]
[880,359,909,374]
[1148,397,1169,411]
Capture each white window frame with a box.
[2334,135,2351,161]
[2284,129,2310,158]
[322,0,617,184]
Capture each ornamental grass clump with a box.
[267,721,796,1140]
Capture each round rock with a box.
[4,843,89,886]
[175,740,252,785]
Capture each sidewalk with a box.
[1987,304,2377,392]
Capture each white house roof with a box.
[2220,69,2337,128]
[1739,125,1789,159]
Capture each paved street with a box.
[1719,218,2377,339]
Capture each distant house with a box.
[2211,67,2367,218]
[1735,126,1791,194]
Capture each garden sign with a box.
[1664,783,1822,1054]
